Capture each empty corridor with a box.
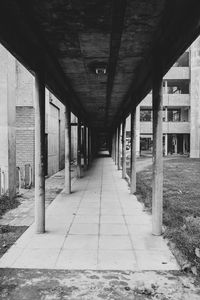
[0,153,179,270]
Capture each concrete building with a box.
[0,45,16,199]
[16,61,66,186]
[0,44,66,195]
[125,36,200,158]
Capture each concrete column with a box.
[130,108,137,194]
[152,59,163,236]
[164,134,168,156]
[65,106,71,194]
[0,45,16,199]
[113,134,115,161]
[83,126,87,169]
[35,67,45,233]
[190,37,200,158]
[111,135,114,160]
[86,127,89,167]
[136,106,140,157]
[88,127,91,166]
[122,119,126,178]
[117,125,121,170]
[113,132,116,162]
[77,120,82,178]
[115,128,118,165]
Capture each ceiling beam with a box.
[105,0,127,126]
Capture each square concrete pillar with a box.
[130,108,137,194]
[65,106,71,194]
[122,119,126,179]
[152,58,163,236]
[35,66,45,233]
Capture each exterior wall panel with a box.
[141,94,190,107]
[164,67,190,80]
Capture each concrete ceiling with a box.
[0,0,200,133]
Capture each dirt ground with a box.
[0,269,200,300]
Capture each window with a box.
[167,80,189,94]
[168,109,181,122]
[140,109,152,122]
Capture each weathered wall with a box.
[16,61,65,183]
[0,44,16,199]
[45,90,65,176]
[16,62,35,185]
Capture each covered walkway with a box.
[0,153,178,271]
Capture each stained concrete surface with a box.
[0,269,200,300]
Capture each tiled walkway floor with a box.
[0,154,179,271]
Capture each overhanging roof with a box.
[0,0,200,133]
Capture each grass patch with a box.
[136,157,200,273]
[0,195,25,257]
[0,225,28,258]
[0,194,20,218]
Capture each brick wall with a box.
[16,106,35,186]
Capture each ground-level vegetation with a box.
[0,194,27,258]
[135,157,200,274]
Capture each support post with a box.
[117,125,121,170]
[88,128,91,166]
[122,119,126,178]
[35,67,45,233]
[113,132,116,162]
[164,133,168,156]
[86,127,89,167]
[152,57,163,236]
[77,120,82,178]
[65,106,71,193]
[83,126,87,169]
[130,108,137,194]
[115,128,118,165]
[112,135,115,160]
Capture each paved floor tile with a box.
[0,154,179,271]
[0,247,24,268]
[135,250,179,270]
[131,234,170,251]
[69,223,99,235]
[73,215,99,224]
[100,223,129,235]
[100,215,125,224]
[125,215,151,225]
[77,208,100,215]
[99,235,132,250]
[63,235,98,250]
[12,248,60,269]
[56,250,98,269]
[98,250,138,270]
[26,234,66,249]
[101,208,122,215]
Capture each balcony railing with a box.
[140,121,190,134]
[140,94,190,107]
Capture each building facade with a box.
[0,44,66,196]
[126,36,200,158]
